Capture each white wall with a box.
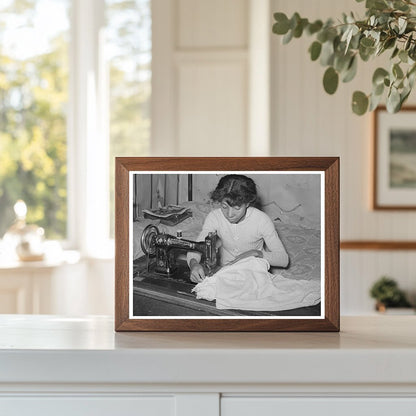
[77,0,416,317]
[271,0,416,313]
[152,0,250,156]
[192,173,321,229]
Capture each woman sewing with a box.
[187,174,289,283]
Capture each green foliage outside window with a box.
[0,0,151,240]
[0,1,69,238]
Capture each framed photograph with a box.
[115,157,339,331]
[374,106,416,209]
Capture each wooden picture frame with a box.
[373,106,416,210]
[115,157,339,331]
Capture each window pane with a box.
[0,0,70,239]
[106,0,151,237]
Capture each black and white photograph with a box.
[130,171,324,318]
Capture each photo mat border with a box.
[128,171,325,320]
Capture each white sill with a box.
[0,249,82,270]
[0,238,115,269]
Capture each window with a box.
[0,0,70,239]
[0,0,151,253]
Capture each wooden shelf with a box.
[341,241,416,250]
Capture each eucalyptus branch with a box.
[272,0,416,114]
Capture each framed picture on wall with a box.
[374,106,416,209]
[115,157,339,332]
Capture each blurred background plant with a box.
[369,276,412,311]
[272,0,416,115]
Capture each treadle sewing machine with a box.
[140,224,221,278]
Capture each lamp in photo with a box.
[3,200,45,262]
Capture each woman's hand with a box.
[189,259,206,283]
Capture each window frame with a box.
[68,0,111,257]
[0,0,151,258]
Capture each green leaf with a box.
[360,37,375,48]
[386,87,401,112]
[325,27,338,42]
[273,13,290,35]
[408,71,416,89]
[408,63,416,78]
[347,12,356,24]
[320,40,335,66]
[399,49,408,63]
[393,63,404,79]
[342,25,359,53]
[307,20,323,35]
[383,37,396,50]
[391,47,399,59]
[396,79,405,89]
[372,68,389,86]
[333,35,341,51]
[374,82,385,96]
[405,34,413,51]
[352,91,369,115]
[390,21,400,34]
[393,0,409,11]
[359,44,375,61]
[366,0,388,10]
[290,12,301,30]
[400,87,411,106]
[409,45,416,61]
[309,41,322,61]
[360,37,377,60]
[377,13,389,25]
[293,18,308,38]
[407,64,416,89]
[293,22,302,38]
[323,67,339,94]
[369,92,383,111]
[334,51,352,73]
[282,29,293,44]
[342,56,357,83]
[350,32,361,49]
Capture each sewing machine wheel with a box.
[140,225,159,256]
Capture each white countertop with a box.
[0,315,415,387]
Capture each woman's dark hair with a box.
[210,175,257,206]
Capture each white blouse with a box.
[187,207,289,268]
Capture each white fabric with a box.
[192,257,321,311]
[187,207,289,267]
